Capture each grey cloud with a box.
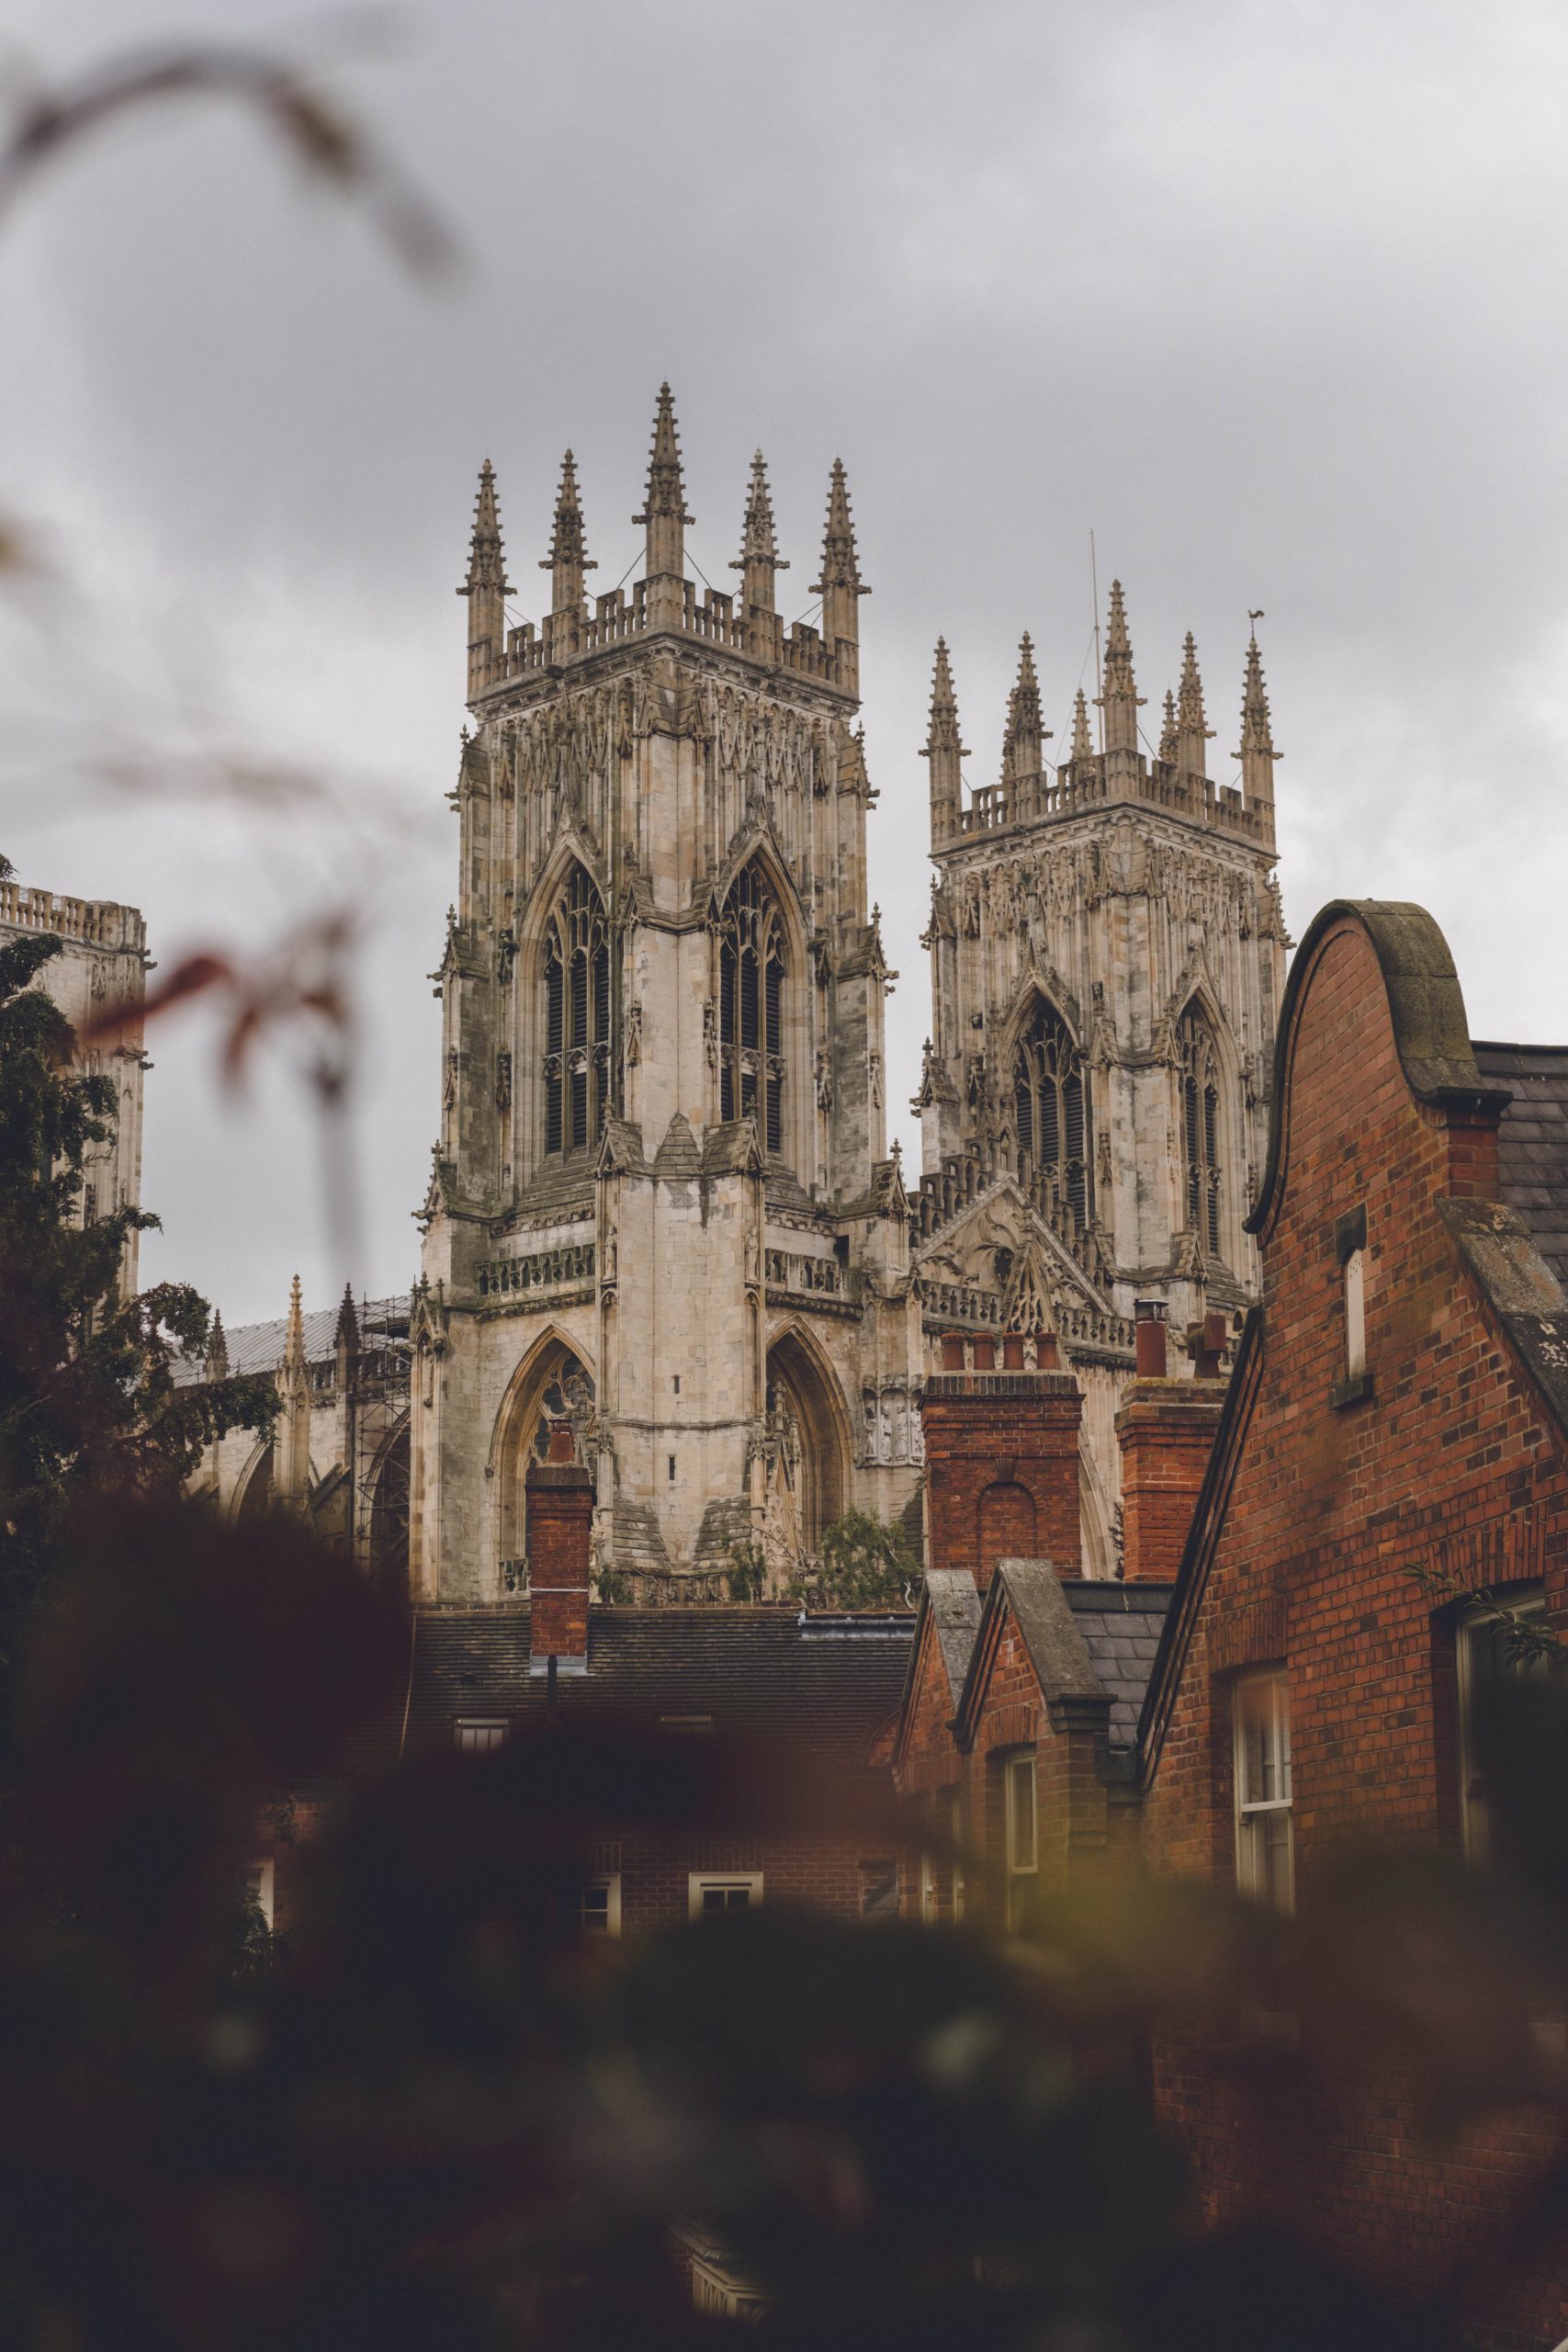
[2,0,1564,1319]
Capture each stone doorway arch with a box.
[491,1334,595,1589]
[763,1328,852,1566]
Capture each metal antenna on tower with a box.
[1090,529,1104,754]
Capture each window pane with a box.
[580,1882,612,1933]
[702,1884,751,1915]
[1008,1755,1036,1871]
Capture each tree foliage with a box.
[801,1508,919,1611]
[0,894,276,1734]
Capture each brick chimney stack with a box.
[1115,1306,1226,1584]
[920,1344,1083,1592]
[526,1420,593,1674]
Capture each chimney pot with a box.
[1134,1299,1168,1379]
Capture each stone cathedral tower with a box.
[411,391,919,1602]
[912,594,1288,1572]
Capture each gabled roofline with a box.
[1135,1306,1266,1784]
[1247,899,1512,1238]
[892,1571,982,1776]
[954,1557,1108,1748]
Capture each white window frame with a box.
[1343,1246,1366,1378]
[1233,1668,1294,1912]
[577,1872,622,1937]
[244,1859,276,1930]
[455,1718,509,1754]
[689,1871,763,1919]
[1004,1750,1037,1928]
[1458,1586,1546,1865]
[919,1849,937,1925]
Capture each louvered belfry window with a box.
[542,867,611,1156]
[1178,1007,1224,1257]
[717,865,787,1159]
[1013,998,1089,1224]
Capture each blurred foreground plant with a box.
[3,1482,1566,2346]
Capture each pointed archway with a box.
[764,1326,852,1559]
[491,1330,596,1584]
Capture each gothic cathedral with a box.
[405,390,1286,1600]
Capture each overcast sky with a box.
[2,0,1566,1325]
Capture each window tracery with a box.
[717,865,788,1159]
[1013,998,1089,1223]
[1178,1006,1224,1257]
[542,868,611,1156]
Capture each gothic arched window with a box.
[542,867,611,1156]
[717,865,788,1159]
[1178,1006,1224,1258]
[1013,999,1089,1224]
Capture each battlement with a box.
[488,575,850,695]
[951,750,1274,853]
[0,881,146,956]
[925,594,1280,861]
[460,387,866,708]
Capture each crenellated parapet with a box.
[928,589,1278,857]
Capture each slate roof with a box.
[1062,1581,1174,1749]
[400,1605,912,1768]
[173,1294,411,1385]
[1473,1042,1568,1291]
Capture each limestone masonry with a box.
[197,389,1289,1601]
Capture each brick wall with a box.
[1116,1377,1225,1584]
[922,1372,1083,1589]
[1141,910,1568,2345]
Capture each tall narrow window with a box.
[1234,1669,1293,1911]
[541,867,611,1158]
[1013,998,1089,1223]
[1178,1007,1224,1259]
[1004,1751,1037,1930]
[717,865,788,1160]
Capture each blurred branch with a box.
[0,34,457,277]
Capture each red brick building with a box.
[894,1340,1220,1923]
[1137,899,1568,2346]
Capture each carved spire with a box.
[633,383,693,586]
[540,449,595,625]
[1158,687,1179,763]
[1095,579,1145,755]
[457,460,512,700]
[278,1273,311,1514]
[282,1273,307,1385]
[1235,626,1280,809]
[204,1308,228,1384]
[921,638,967,846]
[1177,631,1215,777]
[1068,686,1094,764]
[731,447,787,624]
[812,459,869,689]
[1001,631,1049,787]
[333,1280,360,1365]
